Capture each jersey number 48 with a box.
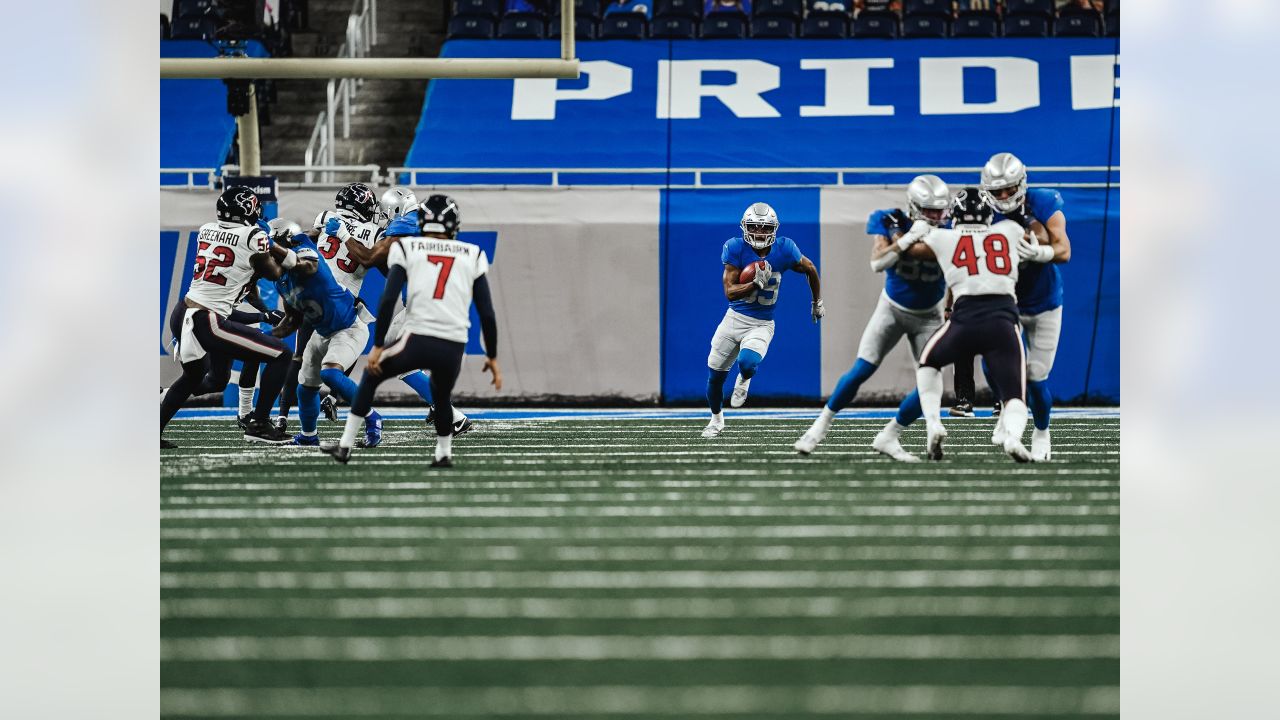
[952,234,1012,276]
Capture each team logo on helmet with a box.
[336,183,378,222]
[216,187,263,225]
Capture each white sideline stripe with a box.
[160,685,1120,716]
[164,445,1119,457]
[161,490,1120,504]
[163,478,1119,491]
[161,595,1122,620]
[160,524,1118,541]
[161,634,1119,662]
[160,569,1119,590]
[160,543,1118,565]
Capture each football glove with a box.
[1016,236,1054,263]
[324,216,352,242]
[811,299,825,323]
[881,209,911,233]
[264,310,286,326]
[896,220,932,252]
[752,261,772,289]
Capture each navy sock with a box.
[895,388,924,427]
[320,367,359,405]
[737,349,763,379]
[297,384,321,434]
[402,371,435,405]
[706,369,730,414]
[827,358,878,412]
[1027,379,1053,430]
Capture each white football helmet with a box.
[378,186,419,226]
[979,152,1028,213]
[906,174,951,226]
[740,202,779,250]
[267,218,303,237]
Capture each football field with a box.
[161,408,1119,718]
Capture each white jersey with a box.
[313,210,382,296]
[185,221,270,317]
[387,235,490,344]
[922,219,1025,300]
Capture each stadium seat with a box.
[448,15,497,38]
[753,0,802,20]
[651,14,697,37]
[499,13,546,37]
[1054,13,1099,37]
[1106,7,1118,36]
[454,0,504,20]
[1004,0,1053,19]
[1002,13,1049,37]
[903,15,946,37]
[802,11,848,38]
[175,0,218,18]
[903,0,951,19]
[852,10,899,38]
[952,12,997,37]
[655,0,702,19]
[701,13,747,37]
[752,15,797,37]
[569,0,604,21]
[170,14,219,40]
[547,15,601,38]
[600,13,648,38]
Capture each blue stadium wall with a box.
[162,38,1119,404]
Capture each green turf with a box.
[161,416,1119,718]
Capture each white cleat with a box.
[1004,437,1033,463]
[991,421,1009,446]
[925,421,948,461]
[729,374,751,408]
[700,414,725,439]
[794,422,830,455]
[871,428,921,463]
[1031,428,1051,462]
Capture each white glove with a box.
[811,299,825,323]
[752,261,772,289]
[896,220,932,252]
[1017,237,1055,263]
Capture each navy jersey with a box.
[383,209,420,238]
[866,209,947,310]
[994,188,1065,315]
[274,236,360,338]
[722,235,804,321]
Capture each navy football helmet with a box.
[335,182,378,223]
[418,194,461,238]
[216,187,263,226]
[951,187,994,226]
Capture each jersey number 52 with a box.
[193,241,235,286]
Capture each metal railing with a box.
[159,168,220,188]
[304,0,378,184]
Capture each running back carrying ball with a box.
[738,260,767,284]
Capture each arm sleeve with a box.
[472,274,499,359]
[373,265,407,347]
[229,309,265,324]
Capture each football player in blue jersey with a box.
[794,175,953,461]
[701,202,824,438]
[270,229,384,448]
[979,153,1070,461]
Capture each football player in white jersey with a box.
[313,182,384,297]
[323,195,500,468]
[160,188,299,447]
[905,188,1039,463]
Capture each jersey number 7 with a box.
[952,234,1012,276]
[427,255,455,299]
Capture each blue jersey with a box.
[722,235,804,321]
[384,209,420,238]
[274,236,360,338]
[994,188,1064,315]
[866,209,947,310]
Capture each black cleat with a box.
[320,443,351,464]
[949,399,975,418]
[161,438,178,449]
[424,405,436,425]
[244,418,291,444]
[453,416,474,435]
[431,456,454,468]
[237,413,252,430]
[273,416,288,433]
[321,395,339,422]
[992,399,1002,418]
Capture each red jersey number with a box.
[318,234,358,273]
[952,234,1013,277]
[193,241,235,286]
[427,255,455,299]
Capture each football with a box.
[738,260,767,284]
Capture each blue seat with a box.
[701,12,747,37]
[448,15,496,37]
[1003,12,1048,37]
[651,14,697,37]
[1054,13,1099,37]
[570,0,604,21]
[548,15,601,38]
[1004,0,1053,19]
[751,15,796,37]
[802,10,848,37]
[655,0,702,19]
[171,14,219,40]
[454,0,504,20]
[852,10,898,38]
[903,15,946,37]
[952,12,997,37]
[903,0,951,19]
[753,0,802,20]
[499,13,546,37]
[600,13,647,37]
